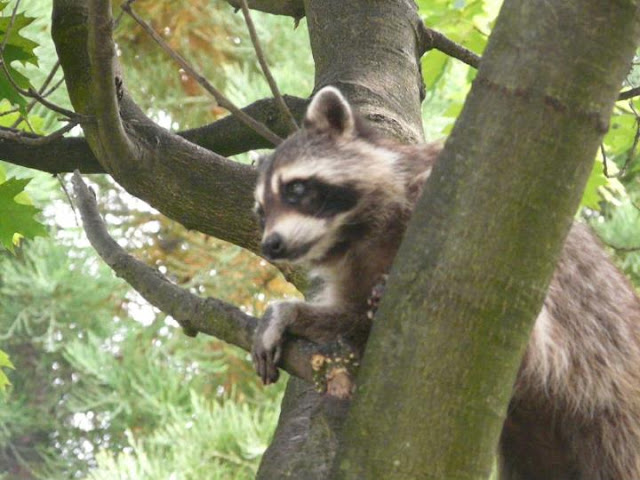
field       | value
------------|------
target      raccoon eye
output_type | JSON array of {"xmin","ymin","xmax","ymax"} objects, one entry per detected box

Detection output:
[{"xmin": 283, "ymin": 180, "xmax": 308, "ymax": 205}]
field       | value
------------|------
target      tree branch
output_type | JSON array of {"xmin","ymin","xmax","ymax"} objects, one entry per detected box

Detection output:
[
  {"xmin": 418, "ymin": 23, "xmax": 481, "ymax": 69},
  {"xmin": 71, "ymin": 171, "xmax": 315, "ymax": 382},
  {"xmin": 225, "ymin": 0, "xmax": 305, "ymax": 20},
  {"xmin": 0, "ymin": 122, "xmax": 79, "ymax": 146},
  {"xmin": 86, "ymin": 0, "xmax": 138, "ymax": 167},
  {"xmin": 0, "ymin": 95, "xmax": 308, "ymax": 174},
  {"xmin": 619, "ymin": 86, "xmax": 640, "ymax": 101}
]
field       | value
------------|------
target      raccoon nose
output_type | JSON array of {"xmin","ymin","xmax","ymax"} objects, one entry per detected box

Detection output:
[{"xmin": 262, "ymin": 233, "xmax": 286, "ymax": 259}]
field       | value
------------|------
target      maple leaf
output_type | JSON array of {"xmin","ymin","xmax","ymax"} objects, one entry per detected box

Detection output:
[
  {"xmin": 0, "ymin": 1, "xmax": 39, "ymax": 109},
  {"xmin": 0, "ymin": 177, "xmax": 47, "ymax": 252}
]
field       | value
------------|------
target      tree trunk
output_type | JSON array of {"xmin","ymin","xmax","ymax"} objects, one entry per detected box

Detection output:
[
  {"xmin": 334, "ymin": 0, "xmax": 640, "ymax": 479},
  {"xmin": 304, "ymin": 0, "xmax": 426, "ymax": 143}
]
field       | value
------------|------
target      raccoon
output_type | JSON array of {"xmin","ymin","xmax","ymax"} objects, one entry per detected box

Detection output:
[
  {"xmin": 252, "ymin": 87, "xmax": 439, "ymax": 384},
  {"xmin": 252, "ymin": 86, "xmax": 640, "ymax": 479}
]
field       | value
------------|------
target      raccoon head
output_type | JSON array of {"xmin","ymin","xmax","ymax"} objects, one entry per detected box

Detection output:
[{"xmin": 254, "ymin": 86, "xmax": 407, "ymax": 267}]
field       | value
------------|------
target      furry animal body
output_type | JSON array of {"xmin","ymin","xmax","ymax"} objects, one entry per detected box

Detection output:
[{"xmin": 252, "ymin": 86, "xmax": 640, "ymax": 479}]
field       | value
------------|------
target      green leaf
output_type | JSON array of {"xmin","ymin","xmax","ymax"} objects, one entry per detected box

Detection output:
[
  {"xmin": 422, "ymin": 50, "xmax": 449, "ymax": 91},
  {"xmin": 0, "ymin": 350, "xmax": 14, "ymax": 371},
  {"xmin": 0, "ymin": 1, "xmax": 39, "ymax": 109},
  {"xmin": 0, "ymin": 177, "xmax": 47, "ymax": 252},
  {"xmin": 0, "ymin": 3, "xmax": 38, "ymax": 63},
  {"xmin": 581, "ymin": 160, "xmax": 608, "ymax": 209},
  {"xmin": 0, "ymin": 349, "xmax": 14, "ymax": 393},
  {"xmin": 604, "ymin": 113, "xmax": 636, "ymax": 157},
  {"xmin": 464, "ymin": 29, "xmax": 488, "ymax": 55},
  {"xmin": 0, "ymin": 350, "xmax": 14, "ymax": 370}
]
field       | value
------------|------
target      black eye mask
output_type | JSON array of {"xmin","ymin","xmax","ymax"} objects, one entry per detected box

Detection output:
[{"xmin": 281, "ymin": 178, "xmax": 360, "ymax": 218}]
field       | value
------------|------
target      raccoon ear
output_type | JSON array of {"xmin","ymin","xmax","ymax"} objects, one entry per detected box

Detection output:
[{"xmin": 304, "ymin": 86, "xmax": 355, "ymax": 137}]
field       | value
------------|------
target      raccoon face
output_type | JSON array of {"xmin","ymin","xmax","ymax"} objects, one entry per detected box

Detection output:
[
  {"xmin": 255, "ymin": 172, "xmax": 361, "ymax": 264},
  {"xmin": 253, "ymin": 86, "xmax": 397, "ymax": 266}
]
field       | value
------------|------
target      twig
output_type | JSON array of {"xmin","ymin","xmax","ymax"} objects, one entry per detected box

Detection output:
[
  {"xmin": 623, "ymin": 101, "xmax": 640, "ymax": 176},
  {"xmin": 71, "ymin": 171, "xmax": 315, "ymax": 382},
  {"xmin": 0, "ymin": 108, "xmax": 19, "ymax": 118},
  {"xmin": 11, "ymin": 61, "xmax": 63, "ymax": 129},
  {"xmin": 618, "ymin": 86, "xmax": 640, "ymax": 101},
  {"xmin": 121, "ymin": 1, "xmax": 283, "ymax": 146},
  {"xmin": 0, "ymin": 121, "xmax": 79, "ymax": 146},
  {"xmin": 56, "ymin": 174, "xmax": 80, "ymax": 229},
  {"xmin": 42, "ymin": 77, "xmax": 66, "ymax": 98},
  {"xmin": 418, "ymin": 23, "xmax": 640, "ymax": 106},
  {"xmin": 0, "ymin": 56, "xmax": 87, "ymax": 120},
  {"xmin": 239, "ymin": 0, "xmax": 298, "ymax": 133},
  {"xmin": 420, "ymin": 24, "xmax": 481, "ymax": 69}
]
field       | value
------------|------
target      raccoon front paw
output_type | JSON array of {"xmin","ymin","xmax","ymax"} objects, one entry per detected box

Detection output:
[{"xmin": 252, "ymin": 301, "xmax": 297, "ymax": 385}]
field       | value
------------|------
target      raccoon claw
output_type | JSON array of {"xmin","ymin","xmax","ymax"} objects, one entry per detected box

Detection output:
[
  {"xmin": 252, "ymin": 302, "xmax": 296, "ymax": 385},
  {"xmin": 252, "ymin": 342, "xmax": 281, "ymax": 385}
]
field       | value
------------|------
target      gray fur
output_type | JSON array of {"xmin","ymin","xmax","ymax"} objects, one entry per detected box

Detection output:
[{"xmin": 253, "ymin": 86, "xmax": 640, "ymax": 479}]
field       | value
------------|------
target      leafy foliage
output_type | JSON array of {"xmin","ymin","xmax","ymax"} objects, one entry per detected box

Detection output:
[
  {"xmin": 0, "ymin": 173, "xmax": 47, "ymax": 252},
  {"xmin": 419, "ymin": 0, "xmax": 498, "ymax": 139},
  {"xmin": 0, "ymin": 237, "xmax": 128, "ymax": 477},
  {"xmin": 0, "ymin": 0, "xmax": 38, "ymax": 110}
]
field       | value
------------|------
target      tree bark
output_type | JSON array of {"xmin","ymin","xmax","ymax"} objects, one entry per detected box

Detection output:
[
  {"xmin": 334, "ymin": 0, "xmax": 640, "ymax": 479},
  {"xmin": 225, "ymin": 0, "xmax": 305, "ymax": 19},
  {"xmin": 304, "ymin": 0, "xmax": 426, "ymax": 143}
]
